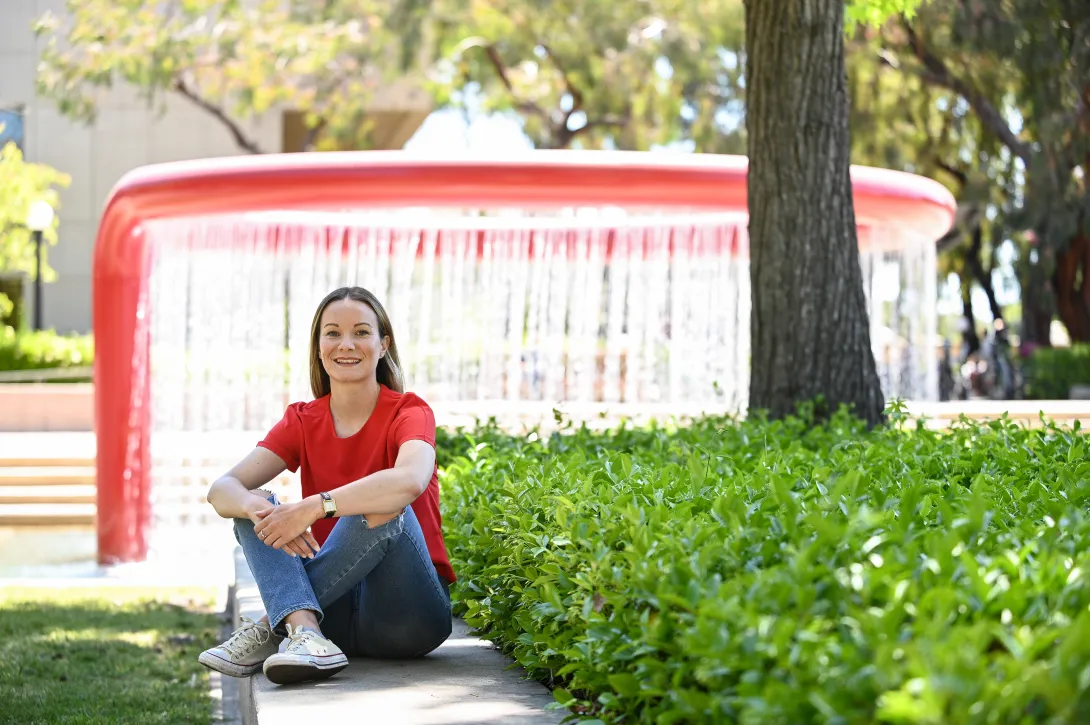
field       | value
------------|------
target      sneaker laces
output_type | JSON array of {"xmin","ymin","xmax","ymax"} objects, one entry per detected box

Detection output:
[
  {"xmin": 282, "ymin": 623, "xmax": 320, "ymax": 654},
  {"xmin": 221, "ymin": 616, "xmax": 271, "ymax": 658}
]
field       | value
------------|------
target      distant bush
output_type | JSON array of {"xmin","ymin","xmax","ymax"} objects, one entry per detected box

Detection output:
[
  {"xmin": 440, "ymin": 406, "xmax": 1090, "ymax": 724},
  {"xmin": 0, "ymin": 326, "xmax": 94, "ymax": 378},
  {"xmin": 1024, "ymin": 344, "xmax": 1090, "ymax": 399},
  {"xmin": 0, "ymin": 274, "xmax": 25, "ymax": 329},
  {"xmin": 0, "ymin": 136, "xmax": 70, "ymax": 326}
]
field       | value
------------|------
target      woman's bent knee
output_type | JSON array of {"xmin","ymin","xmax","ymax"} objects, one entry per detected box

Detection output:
[
  {"xmin": 411, "ymin": 616, "xmax": 453, "ymax": 658},
  {"xmin": 369, "ymin": 616, "xmax": 452, "ymax": 659}
]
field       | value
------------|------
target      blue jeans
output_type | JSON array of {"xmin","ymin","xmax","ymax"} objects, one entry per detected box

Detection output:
[{"xmin": 235, "ymin": 494, "xmax": 452, "ymax": 659}]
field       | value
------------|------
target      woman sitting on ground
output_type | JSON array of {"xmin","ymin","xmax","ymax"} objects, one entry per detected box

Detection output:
[{"xmin": 198, "ymin": 286, "xmax": 456, "ymax": 685}]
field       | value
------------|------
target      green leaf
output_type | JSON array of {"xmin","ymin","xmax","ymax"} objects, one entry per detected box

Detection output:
[{"xmin": 607, "ymin": 673, "xmax": 640, "ymax": 697}]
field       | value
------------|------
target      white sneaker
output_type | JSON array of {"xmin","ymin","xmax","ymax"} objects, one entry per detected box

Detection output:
[
  {"xmin": 262, "ymin": 624, "xmax": 348, "ymax": 685},
  {"xmin": 198, "ymin": 616, "xmax": 278, "ymax": 678}
]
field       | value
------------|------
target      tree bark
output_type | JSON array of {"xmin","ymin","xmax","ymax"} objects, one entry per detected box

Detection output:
[
  {"xmin": 965, "ymin": 224, "xmax": 1004, "ymax": 322},
  {"xmin": 744, "ymin": 0, "xmax": 884, "ymax": 425},
  {"xmin": 960, "ymin": 284, "xmax": 980, "ymax": 356},
  {"xmin": 1054, "ymin": 228, "xmax": 1090, "ymax": 342},
  {"xmin": 1020, "ymin": 247, "xmax": 1054, "ymax": 349},
  {"xmin": 173, "ymin": 78, "xmax": 265, "ymax": 155}
]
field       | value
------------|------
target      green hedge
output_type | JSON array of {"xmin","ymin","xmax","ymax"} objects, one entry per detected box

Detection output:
[
  {"xmin": 1024, "ymin": 345, "xmax": 1090, "ymax": 399},
  {"xmin": 0, "ymin": 326, "xmax": 94, "ymax": 376},
  {"xmin": 438, "ymin": 406, "xmax": 1090, "ymax": 724}
]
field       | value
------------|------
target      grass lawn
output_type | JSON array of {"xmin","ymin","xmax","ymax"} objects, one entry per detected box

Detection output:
[{"xmin": 0, "ymin": 586, "xmax": 224, "ymax": 725}]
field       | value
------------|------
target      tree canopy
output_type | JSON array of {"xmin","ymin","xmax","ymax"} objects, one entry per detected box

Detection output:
[
  {"xmin": 35, "ymin": 0, "xmax": 750, "ymax": 154},
  {"xmin": 846, "ymin": 20, "xmax": 1019, "ymax": 351},
  {"xmin": 875, "ymin": 0, "xmax": 1090, "ymax": 344},
  {"xmin": 428, "ymin": 0, "xmax": 745, "ymax": 151},
  {"xmin": 35, "ymin": 0, "xmax": 437, "ymax": 152}
]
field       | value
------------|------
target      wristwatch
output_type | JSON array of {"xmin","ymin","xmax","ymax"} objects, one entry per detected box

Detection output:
[{"xmin": 319, "ymin": 492, "xmax": 337, "ymax": 519}]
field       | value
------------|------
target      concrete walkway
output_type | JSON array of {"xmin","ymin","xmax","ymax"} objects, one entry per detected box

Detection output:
[{"xmin": 232, "ymin": 550, "xmax": 565, "ymax": 725}]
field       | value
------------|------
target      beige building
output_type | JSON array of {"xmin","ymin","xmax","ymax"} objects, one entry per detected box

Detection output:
[{"xmin": 1, "ymin": 0, "xmax": 430, "ymax": 333}]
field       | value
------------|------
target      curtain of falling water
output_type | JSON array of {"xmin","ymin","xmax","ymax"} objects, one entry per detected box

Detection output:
[
  {"xmin": 857, "ymin": 222, "xmax": 939, "ymax": 402},
  {"xmin": 145, "ymin": 219, "xmax": 296, "ymax": 556},
  {"xmin": 140, "ymin": 212, "xmax": 934, "ymax": 553}
]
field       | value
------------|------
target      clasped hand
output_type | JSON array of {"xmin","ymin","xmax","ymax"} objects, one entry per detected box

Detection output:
[{"xmin": 249, "ymin": 498, "xmax": 321, "ymax": 559}]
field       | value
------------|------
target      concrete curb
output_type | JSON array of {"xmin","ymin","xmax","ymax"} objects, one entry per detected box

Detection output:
[
  {"xmin": 228, "ymin": 547, "xmax": 264, "ymax": 725},
  {"xmin": 211, "ymin": 578, "xmax": 241, "ymax": 725},
  {"xmin": 227, "ymin": 547, "xmax": 564, "ymax": 724}
]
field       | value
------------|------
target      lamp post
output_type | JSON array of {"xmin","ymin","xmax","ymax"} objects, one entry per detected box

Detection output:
[{"xmin": 26, "ymin": 200, "xmax": 54, "ymax": 331}]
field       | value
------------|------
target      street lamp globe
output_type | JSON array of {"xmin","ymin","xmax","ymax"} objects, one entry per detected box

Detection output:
[{"xmin": 27, "ymin": 199, "xmax": 54, "ymax": 232}]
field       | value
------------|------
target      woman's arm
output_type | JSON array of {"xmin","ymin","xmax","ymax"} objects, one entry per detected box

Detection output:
[
  {"xmin": 207, "ymin": 447, "xmax": 320, "ymax": 559},
  {"xmin": 253, "ymin": 440, "xmax": 436, "ymax": 550},
  {"xmin": 207, "ymin": 447, "xmax": 289, "ymax": 520},
  {"xmin": 321, "ymin": 440, "xmax": 435, "ymax": 517}
]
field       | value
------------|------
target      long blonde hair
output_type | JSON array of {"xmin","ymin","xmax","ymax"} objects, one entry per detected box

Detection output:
[{"xmin": 308, "ymin": 287, "xmax": 404, "ymax": 398}]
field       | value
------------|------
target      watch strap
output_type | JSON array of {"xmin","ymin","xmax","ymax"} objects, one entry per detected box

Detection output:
[{"xmin": 319, "ymin": 491, "xmax": 336, "ymax": 518}]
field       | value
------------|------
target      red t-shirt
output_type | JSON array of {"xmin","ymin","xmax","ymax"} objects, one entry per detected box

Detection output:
[{"xmin": 256, "ymin": 385, "xmax": 455, "ymax": 583}]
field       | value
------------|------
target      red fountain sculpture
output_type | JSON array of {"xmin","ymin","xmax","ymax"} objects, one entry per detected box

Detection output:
[{"xmin": 92, "ymin": 151, "xmax": 955, "ymax": 564}]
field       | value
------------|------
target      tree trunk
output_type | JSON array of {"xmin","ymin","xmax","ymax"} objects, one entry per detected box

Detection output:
[
  {"xmin": 1020, "ymin": 247, "xmax": 1054, "ymax": 349},
  {"xmin": 1054, "ymin": 228, "xmax": 1090, "ymax": 342},
  {"xmin": 960, "ymin": 285, "xmax": 980, "ymax": 356},
  {"xmin": 744, "ymin": 0, "xmax": 884, "ymax": 426},
  {"xmin": 965, "ymin": 224, "xmax": 1004, "ymax": 322}
]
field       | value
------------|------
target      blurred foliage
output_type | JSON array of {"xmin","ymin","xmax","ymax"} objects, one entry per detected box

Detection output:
[
  {"xmin": 0, "ymin": 274, "xmax": 25, "ymax": 329},
  {"xmin": 0, "ymin": 326, "xmax": 94, "ymax": 375},
  {"xmin": 1023, "ymin": 344, "xmax": 1090, "ymax": 400},
  {"xmin": 428, "ymin": 0, "xmax": 746, "ymax": 151},
  {"xmin": 34, "ymin": 0, "xmax": 439, "ymax": 152},
  {"xmin": 34, "ymin": 0, "xmax": 750, "ymax": 154},
  {"xmin": 844, "ymin": 23, "xmax": 1023, "ymax": 355},
  {"xmin": 873, "ymin": 0, "xmax": 1090, "ymax": 345},
  {"xmin": 0, "ymin": 134, "xmax": 69, "ymax": 324},
  {"xmin": 846, "ymin": 0, "xmax": 923, "ymax": 28}
]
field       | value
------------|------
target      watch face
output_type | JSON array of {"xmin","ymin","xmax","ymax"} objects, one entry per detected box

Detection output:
[{"xmin": 323, "ymin": 499, "xmax": 335, "ymax": 512}]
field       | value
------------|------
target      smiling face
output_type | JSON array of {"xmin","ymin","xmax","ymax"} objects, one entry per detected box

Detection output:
[{"xmin": 317, "ymin": 299, "xmax": 389, "ymax": 389}]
